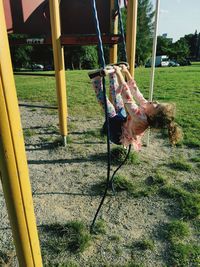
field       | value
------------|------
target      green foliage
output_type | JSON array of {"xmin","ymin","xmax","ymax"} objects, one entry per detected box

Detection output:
[
  {"xmin": 9, "ymin": 34, "xmax": 33, "ymax": 68},
  {"xmin": 156, "ymin": 36, "xmax": 173, "ymax": 56},
  {"xmin": 64, "ymin": 46, "xmax": 98, "ymax": 70},
  {"xmin": 163, "ymin": 220, "xmax": 190, "ymax": 242},
  {"xmin": 136, "ymin": 0, "xmax": 154, "ymax": 65},
  {"xmin": 184, "ymin": 31, "xmax": 199, "ymax": 59},
  {"xmin": 41, "ymin": 221, "xmax": 91, "ymax": 254},
  {"xmin": 169, "ymin": 243, "xmax": 200, "ymax": 267},
  {"xmin": 156, "ymin": 35, "xmax": 191, "ymax": 65},
  {"xmin": 172, "ymin": 38, "xmax": 190, "ymax": 64}
]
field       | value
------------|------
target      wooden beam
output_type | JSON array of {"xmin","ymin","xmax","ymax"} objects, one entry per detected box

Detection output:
[{"xmin": 8, "ymin": 34, "xmax": 123, "ymax": 46}]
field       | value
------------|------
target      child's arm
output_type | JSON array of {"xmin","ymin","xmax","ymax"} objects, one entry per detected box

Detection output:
[
  {"xmin": 114, "ymin": 67, "xmax": 146, "ymax": 120},
  {"xmin": 121, "ymin": 66, "xmax": 148, "ymax": 106}
]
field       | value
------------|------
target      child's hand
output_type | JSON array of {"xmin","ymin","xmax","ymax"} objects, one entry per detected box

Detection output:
[
  {"xmin": 114, "ymin": 66, "xmax": 125, "ymax": 83},
  {"xmin": 113, "ymin": 65, "xmax": 121, "ymax": 73},
  {"xmin": 120, "ymin": 64, "xmax": 129, "ymax": 73}
]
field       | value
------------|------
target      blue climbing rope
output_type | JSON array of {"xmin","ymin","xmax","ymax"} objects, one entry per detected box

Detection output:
[
  {"xmin": 90, "ymin": 0, "xmax": 131, "ymax": 231},
  {"xmin": 90, "ymin": 0, "xmax": 112, "ymax": 231}
]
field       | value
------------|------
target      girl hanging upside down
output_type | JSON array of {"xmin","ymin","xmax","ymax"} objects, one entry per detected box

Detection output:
[{"xmin": 89, "ymin": 64, "xmax": 183, "ymax": 151}]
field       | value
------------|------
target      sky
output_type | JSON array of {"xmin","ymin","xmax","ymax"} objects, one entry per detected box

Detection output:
[{"xmin": 151, "ymin": 0, "xmax": 200, "ymax": 42}]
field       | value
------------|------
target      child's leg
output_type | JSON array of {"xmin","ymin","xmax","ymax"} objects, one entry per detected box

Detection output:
[
  {"xmin": 91, "ymin": 76, "xmax": 116, "ymax": 118},
  {"xmin": 109, "ymin": 72, "xmax": 126, "ymax": 115}
]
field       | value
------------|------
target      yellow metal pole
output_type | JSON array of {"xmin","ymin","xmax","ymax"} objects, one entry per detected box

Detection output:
[
  {"xmin": 0, "ymin": 1, "xmax": 43, "ymax": 266},
  {"xmin": 49, "ymin": 0, "xmax": 68, "ymax": 146},
  {"xmin": 109, "ymin": 0, "xmax": 118, "ymax": 64},
  {"xmin": 126, "ymin": 0, "xmax": 138, "ymax": 78}
]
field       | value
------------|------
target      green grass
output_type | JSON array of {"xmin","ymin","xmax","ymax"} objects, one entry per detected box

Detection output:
[
  {"xmin": 168, "ymin": 156, "xmax": 193, "ymax": 171},
  {"xmin": 169, "ymin": 242, "xmax": 200, "ymax": 267},
  {"xmin": 23, "ymin": 128, "xmax": 36, "ymax": 137},
  {"xmin": 92, "ymin": 219, "xmax": 107, "ymax": 235},
  {"xmin": 163, "ymin": 220, "xmax": 190, "ymax": 242},
  {"xmin": 113, "ymin": 175, "xmax": 135, "ymax": 192},
  {"xmin": 44, "ymin": 261, "xmax": 79, "ymax": 267},
  {"xmin": 161, "ymin": 219, "xmax": 200, "ymax": 267},
  {"xmin": 15, "ymin": 64, "xmax": 200, "ymax": 147},
  {"xmin": 110, "ymin": 147, "xmax": 140, "ymax": 165},
  {"xmin": 159, "ymin": 185, "xmax": 200, "ymax": 219},
  {"xmin": 40, "ymin": 221, "xmax": 91, "ymax": 254},
  {"xmin": 133, "ymin": 239, "xmax": 155, "ymax": 251},
  {"xmin": 145, "ymin": 172, "xmax": 168, "ymax": 186},
  {"xmin": 184, "ymin": 180, "xmax": 200, "ymax": 194},
  {"xmin": 14, "ymin": 65, "xmax": 200, "ymax": 266}
]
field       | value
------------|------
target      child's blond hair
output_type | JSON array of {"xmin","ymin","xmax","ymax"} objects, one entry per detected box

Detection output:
[{"xmin": 147, "ymin": 103, "xmax": 183, "ymax": 144}]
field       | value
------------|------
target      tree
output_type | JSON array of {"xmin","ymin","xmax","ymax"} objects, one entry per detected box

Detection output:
[
  {"xmin": 30, "ymin": 45, "xmax": 53, "ymax": 66},
  {"xmin": 9, "ymin": 34, "xmax": 33, "ymax": 69},
  {"xmin": 196, "ymin": 33, "xmax": 200, "ymax": 60},
  {"xmin": 171, "ymin": 38, "xmax": 190, "ymax": 64},
  {"xmin": 156, "ymin": 36, "xmax": 173, "ymax": 56},
  {"xmin": 183, "ymin": 31, "xmax": 199, "ymax": 60},
  {"xmin": 64, "ymin": 46, "xmax": 98, "ymax": 70},
  {"xmin": 136, "ymin": 0, "xmax": 154, "ymax": 65}
]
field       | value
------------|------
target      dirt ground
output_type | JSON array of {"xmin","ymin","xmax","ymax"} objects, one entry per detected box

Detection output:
[{"xmin": 0, "ymin": 102, "xmax": 199, "ymax": 267}]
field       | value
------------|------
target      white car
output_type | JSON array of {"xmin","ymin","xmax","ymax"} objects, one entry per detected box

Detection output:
[{"xmin": 31, "ymin": 64, "xmax": 44, "ymax": 70}]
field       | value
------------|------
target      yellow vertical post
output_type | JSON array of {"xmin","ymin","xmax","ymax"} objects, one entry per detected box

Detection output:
[
  {"xmin": 126, "ymin": 0, "xmax": 138, "ymax": 78},
  {"xmin": 109, "ymin": 0, "xmax": 118, "ymax": 64},
  {"xmin": 49, "ymin": 0, "xmax": 68, "ymax": 146},
  {"xmin": 0, "ymin": 1, "xmax": 43, "ymax": 266}
]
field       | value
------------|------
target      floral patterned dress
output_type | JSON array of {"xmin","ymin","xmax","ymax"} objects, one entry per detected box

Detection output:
[{"xmin": 91, "ymin": 74, "xmax": 149, "ymax": 150}]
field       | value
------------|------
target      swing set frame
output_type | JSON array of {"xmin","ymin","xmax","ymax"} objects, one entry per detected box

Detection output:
[{"xmin": 0, "ymin": 0, "xmax": 139, "ymax": 265}]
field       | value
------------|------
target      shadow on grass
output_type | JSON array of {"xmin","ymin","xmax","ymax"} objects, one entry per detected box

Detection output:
[
  {"xmin": 14, "ymin": 72, "xmax": 55, "ymax": 77},
  {"xmin": 26, "ymin": 142, "xmax": 64, "ymax": 151},
  {"xmin": 23, "ymin": 126, "xmax": 58, "ymax": 135},
  {"xmin": 27, "ymin": 152, "xmax": 107, "ymax": 165},
  {"xmin": 19, "ymin": 103, "xmax": 57, "ymax": 109}
]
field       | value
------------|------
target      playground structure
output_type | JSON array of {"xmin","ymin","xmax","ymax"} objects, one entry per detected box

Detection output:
[{"xmin": 0, "ymin": 0, "xmax": 138, "ymax": 266}]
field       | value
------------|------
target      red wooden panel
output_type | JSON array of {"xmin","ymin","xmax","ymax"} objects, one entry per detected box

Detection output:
[{"xmin": 3, "ymin": 0, "xmax": 110, "ymax": 35}]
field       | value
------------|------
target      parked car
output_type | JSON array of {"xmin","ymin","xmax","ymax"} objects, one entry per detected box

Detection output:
[
  {"xmin": 44, "ymin": 65, "xmax": 54, "ymax": 71},
  {"xmin": 168, "ymin": 60, "xmax": 180, "ymax": 67},
  {"xmin": 31, "ymin": 64, "xmax": 44, "ymax": 71},
  {"xmin": 145, "ymin": 55, "xmax": 169, "ymax": 68}
]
